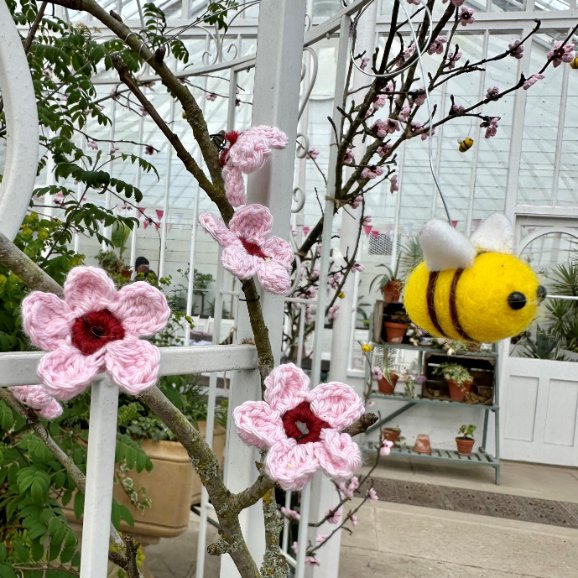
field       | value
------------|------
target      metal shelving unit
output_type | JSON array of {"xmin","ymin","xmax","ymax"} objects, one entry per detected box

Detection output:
[{"xmin": 365, "ymin": 343, "xmax": 501, "ymax": 484}]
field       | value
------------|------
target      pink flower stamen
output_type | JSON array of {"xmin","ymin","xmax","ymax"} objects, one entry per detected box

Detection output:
[
  {"xmin": 239, "ymin": 238, "xmax": 269, "ymax": 260},
  {"xmin": 71, "ymin": 309, "xmax": 125, "ymax": 355},
  {"xmin": 282, "ymin": 401, "xmax": 330, "ymax": 444}
]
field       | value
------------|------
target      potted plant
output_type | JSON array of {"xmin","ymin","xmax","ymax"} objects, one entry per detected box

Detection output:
[
  {"xmin": 369, "ymin": 255, "xmax": 403, "ymax": 304},
  {"xmin": 434, "ymin": 362, "xmax": 474, "ymax": 402},
  {"xmin": 383, "ymin": 307, "xmax": 411, "ymax": 343},
  {"xmin": 456, "ymin": 424, "xmax": 477, "ymax": 455},
  {"xmin": 372, "ymin": 354, "xmax": 398, "ymax": 395},
  {"xmin": 382, "ymin": 426, "xmax": 401, "ymax": 444}
]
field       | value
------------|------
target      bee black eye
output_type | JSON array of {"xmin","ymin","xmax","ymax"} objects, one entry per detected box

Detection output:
[{"xmin": 508, "ymin": 292, "xmax": 527, "ymax": 310}]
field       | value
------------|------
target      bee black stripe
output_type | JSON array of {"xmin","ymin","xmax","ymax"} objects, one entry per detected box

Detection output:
[
  {"xmin": 449, "ymin": 269, "xmax": 473, "ymax": 341},
  {"xmin": 426, "ymin": 271, "xmax": 447, "ymax": 337}
]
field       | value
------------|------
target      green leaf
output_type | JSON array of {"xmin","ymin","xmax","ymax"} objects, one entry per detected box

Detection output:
[
  {"xmin": 0, "ymin": 402, "xmax": 14, "ymax": 431},
  {"xmin": 73, "ymin": 491, "xmax": 85, "ymax": 520}
]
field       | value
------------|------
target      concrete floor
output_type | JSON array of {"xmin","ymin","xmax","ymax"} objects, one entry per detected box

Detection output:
[{"xmin": 144, "ymin": 460, "xmax": 578, "ymax": 577}]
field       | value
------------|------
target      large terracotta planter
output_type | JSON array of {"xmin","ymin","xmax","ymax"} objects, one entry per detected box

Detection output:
[
  {"xmin": 377, "ymin": 372, "xmax": 399, "ymax": 395},
  {"xmin": 384, "ymin": 321, "xmax": 408, "ymax": 343},
  {"xmin": 448, "ymin": 379, "xmax": 473, "ymax": 402},
  {"xmin": 456, "ymin": 437, "xmax": 475, "ymax": 456}
]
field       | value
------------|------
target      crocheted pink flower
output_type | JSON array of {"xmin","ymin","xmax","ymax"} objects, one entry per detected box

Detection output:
[
  {"xmin": 199, "ymin": 204, "xmax": 293, "ymax": 295},
  {"xmin": 233, "ymin": 363, "xmax": 364, "ymax": 490},
  {"xmin": 9, "ymin": 385, "xmax": 62, "ymax": 420},
  {"xmin": 220, "ymin": 126, "xmax": 288, "ymax": 207},
  {"xmin": 22, "ymin": 266, "xmax": 170, "ymax": 400}
]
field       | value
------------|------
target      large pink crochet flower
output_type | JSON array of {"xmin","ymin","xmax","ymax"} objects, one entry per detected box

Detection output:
[
  {"xmin": 233, "ymin": 363, "xmax": 364, "ymax": 491},
  {"xmin": 221, "ymin": 126, "xmax": 287, "ymax": 207},
  {"xmin": 22, "ymin": 266, "xmax": 170, "ymax": 400},
  {"xmin": 199, "ymin": 204, "xmax": 293, "ymax": 295}
]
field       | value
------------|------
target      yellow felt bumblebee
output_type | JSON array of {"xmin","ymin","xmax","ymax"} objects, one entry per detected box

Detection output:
[
  {"xmin": 403, "ymin": 214, "xmax": 546, "ymax": 343},
  {"xmin": 458, "ymin": 137, "xmax": 474, "ymax": 153},
  {"xmin": 570, "ymin": 56, "xmax": 578, "ymax": 70}
]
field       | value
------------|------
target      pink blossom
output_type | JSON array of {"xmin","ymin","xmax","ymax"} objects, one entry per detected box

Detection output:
[
  {"xmin": 221, "ymin": 126, "xmax": 288, "ymax": 206},
  {"xmin": 328, "ymin": 272, "xmax": 343, "ymax": 289},
  {"xmin": 380, "ymin": 439, "xmax": 394, "ymax": 456},
  {"xmin": 306, "ymin": 148, "xmax": 320, "ymax": 160},
  {"xmin": 360, "ymin": 56, "xmax": 369, "ymax": 70},
  {"xmin": 109, "ymin": 145, "xmax": 119, "ymax": 155},
  {"xmin": 367, "ymin": 487, "xmax": 379, "ymax": 501},
  {"xmin": 373, "ymin": 94, "xmax": 388, "ymax": 110},
  {"xmin": 199, "ymin": 205, "xmax": 294, "ymax": 295},
  {"xmin": 53, "ymin": 192, "xmax": 65, "ymax": 206},
  {"xmin": 486, "ymin": 86, "xmax": 500, "ymax": 99},
  {"xmin": 316, "ymin": 534, "xmax": 328, "ymax": 544},
  {"xmin": 547, "ymin": 40, "xmax": 575, "ymax": 67},
  {"xmin": 350, "ymin": 195, "xmax": 363, "ymax": 209},
  {"xmin": 401, "ymin": 43, "xmax": 416, "ymax": 62},
  {"xmin": 451, "ymin": 0, "xmax": 464, "ymax": 5},
  {"xmin": 372, "ymin": 366, "xmax": 384, "ymax": 380},
  {"xmin": 310, "ymin": 268, "xmax": 320, "ymax": 281},
  {"xmin": 399, "ymin": 105, "xmax": 411, "ymax": 122},
  {"xmin": 361, "ymin": 165, "xmax": 384, "ymax": 180},
  {"xmin": 138, "ymin": 106, "xmax": 148, "ymax": 117},
  {"xmin": 447, "ymin": 51, "xmax": 462, "ymax": 69},
  {"xmin": 206, "ymin": 92, "xmax": 217, "ymax": 101},
  {"xmin": 450, "ymin": 103, "xmax": 465, "ymax": 115},
  {"xmin": 21, "ymin": 267, "xmax": 170, "ymax": 400},
  {"xmin": 86, "ymin": 139, "xmax": 98, "ymax": 150},
  {"xmin": 459, "ymin": 7, "xmax": 475, "ymax": 26},
  {"xmin": 327, "ymin": 509, "xmax": 342, "ymax": 524},
  {"xmin": 377, "ymin": 144, "xmax": 392, "ymax": 158},
  {"xmin": 362, "ymin": 216, "xmax": 372, "ymax": 226},
  {"xmin": 291, "ymin": 542, "xmax": 299, "ymax": 552},
  {"xmin": 327, "ymin": 304, "xmax": 339, "ymax": 321},
  {"xmin": 383, "ymin": 81, "xmax": 395, "ymax": 94},
  {"xmin": 306, "ymin": 557, "xmax": 321, "ymax": 566},
  {"xmin": 508, "ymin": 40, "xmax": 524, "ymax": 59},
  {"xmin": 280, "ymin": 506, "xmax": 301, "ymax": 521},
  {"xmin": 233, "ymin": 363, "xmax": 364, "ymax": 491},
  {"xmin": 9, "ymin": 385, "xmax": 63, "ymax": 420},
  {"xmin": 411, "ymin": 90, "xmax": 426, "ymax": 106},
  {"xmin": 523, "ymin": 73, "xmax": 545, "ymax": 90},
  {"xmin": 427, "ymin": 35, "xmax": 448, "ymax": 55},
  {"xmin": 484, "ymin": 117, "xmax": 499, "ymax": 139},
  {"xmin": 390, "ymin": 174, "xmax": 399, "ymax": 193},
  {"xmin": 367, "ymin": 400, "xmax": 375, "ymax": 407},
  {"xmin": 352, "ymin": 262, "xmax": 364, "ymax": 272},
  {"xmin": 372, "ymin": 118, "xmax": 400, "ymax": 137},
  {"xmin": 351, "ymin": 515, "xmax": 359, "ymax": 527},
  {"xmin": 344, "ymin": 148, "xmax": 355, "ymax": 165},
  {"xmin": 421, "ymin": 128, "xmax": 435, "ymax": 141}
]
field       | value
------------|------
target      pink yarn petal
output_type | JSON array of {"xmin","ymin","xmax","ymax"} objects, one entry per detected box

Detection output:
[
  {"xmin": 233, "ymin": 400, "xmax": 285, "ymax": 449},
  {"xmin": 21, "ymin": 292, "xmax": 73, "ymax": 350},
  {"xmin": 264, "ymin": 363, "xmax": 310, "ymax": 414},
  {"xmin": 227, "ymin": 126, "xmax": 288, "ymax": 173},
  {"xmin": 38, "ymin": 346, "xmax": 102, "ymax": 400},
  {"xmin": 112, "ymin": 282, "xmax": 170, "ymax": 337},
  {"xmin": 198, "ymin": 212, "xmax": 238, "ymax": 247},
  {"xmin": 223, "ymin": 165, "xmax": 246, "ymax": 207},
  {"xmin": 9, "ymin": 385, "xmax": 63, "ymax": 420},
  {"xmin": 265, "ymin": 439, "xmax": 320, "ymax": 491},
  {"xmin": 256, "ymin": 260, "xmax": 292, "ymax": 295},
  {"xmin": 318, "ymin": 429, "xmax": 362, "ymax": 481},
  {"xmin": 229, "ymin": 204, "xmax": 272, "ymax": 244},
  {"xmin": 221, "ymin": 245, "xmax": 259, "ymax": 280},
  {"xmin": 309, "ymin": 382, "xmax": 365, "ymax": 431},
  {"xmin": 261, "ymin": 237, "xmax": 294, "ymax": 269},
  {"xmin": 38, "ymin": 398, "xmax": 64, "ymax": 420},
  {"xmin": 105, "ymin": 338, "xmax": 160, "ymax": 395},
  {"xmin": 64, "ymin": 266, "xmax": 117, "ymax": 315}
]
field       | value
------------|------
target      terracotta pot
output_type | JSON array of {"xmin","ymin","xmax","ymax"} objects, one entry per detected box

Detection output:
[
  {"xmin": 384, "ymin": 321, "xmax": 408, "ymax": 343},
  {"xmin": 121, "ymin": 268, "xmax": 132, "ymax": 279},
  {"xmin": 382, "ymin": 280, "xmax": 402, "ymax": 303},
  {"xmin": 456, "ymin": 437, "xmax": 475, "ymax": 456},
  {"xmin": 377, "ymin": 372, "xmax": 399, "ymax": 395},
  {"xmin": 448, "ymin": 379, "xmax": 473, "ymax": 402},
  {"xmin": 382, "ymin": 427, "xmax": 401, "ymax": 443},
  {"xmin": 413, "ymin": 434, "xmax": 432, "ymax": 454}
]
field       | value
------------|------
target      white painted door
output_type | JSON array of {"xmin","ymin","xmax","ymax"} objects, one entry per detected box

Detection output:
[{"xmin": 501, "ymin": 357, "xmax": 578, "ymax": 466}]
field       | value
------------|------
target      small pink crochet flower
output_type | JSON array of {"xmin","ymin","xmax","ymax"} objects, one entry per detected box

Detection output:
[
  {"xmin": 220, "ymin": 126, "xmax": 288, "ymax": 207},
  {"xmin": 22, "ymin": 266, "xmax": 170, "ymax": 400},
  {"xmin": 233, "ymin": 363, "xmax": 364, "ymax": 490},
  {"xmin": 199, "ymin": 204, "xmax": 293, "ymax": 295},
  {"xmin": 9, "ymin": 385, "xmax": 63, "ymax": 420}
]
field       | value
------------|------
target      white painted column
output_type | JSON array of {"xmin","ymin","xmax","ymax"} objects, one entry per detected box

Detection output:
[{"xmin": 221, "ymin": 2, "xmax": 307, "ymax": 576}]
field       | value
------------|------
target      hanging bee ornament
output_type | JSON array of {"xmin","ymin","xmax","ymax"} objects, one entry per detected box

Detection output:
[
  {"xmin": 570, "ymin": 56, "xmax": 578, "ymax": 69},
  {"xmin": 403, "ymin": 214, "xmax": 546, "ymax": 343},
  {"xmin": 458, "ymin": 137, "xmax": 474, "ymax": 153}
]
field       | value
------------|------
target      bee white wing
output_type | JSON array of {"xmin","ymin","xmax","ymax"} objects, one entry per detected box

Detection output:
[
  {"xmin": 420, "ymin": 219, "xmax": 476, "ymax": 272},
  {"xmin": 470, "ymin": 213, "xmax": 514, "ymax": 254}
]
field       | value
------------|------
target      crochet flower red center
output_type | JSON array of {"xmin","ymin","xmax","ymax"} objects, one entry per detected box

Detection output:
[
  {"xmin": 282, "ymin": 401, "xmax": 330, "ymax": 444},
  {"xmin": 71, "ymin": 309, "xmax": 125, "ymax": 355},
  {"xmin": 240, "ymin": 238, "xmax": 268, "ymax": 260}
]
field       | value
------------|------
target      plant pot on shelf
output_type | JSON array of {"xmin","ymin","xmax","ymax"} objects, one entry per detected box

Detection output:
[
  {"xmin": 377, "ymin": 372, "xmax": 399, "ymax": 395},
  {"xmin": 384, "ymin": 321, "xmax": 408, "ymax": 343},
  {"xmin": 413, "ymin": 434, "xmax": 432, "ymax": 454},
  {"xmin": 382, "ymin": 280, "xmax": 403, "ymax": 303},
  {"xmin": 382, "ymin": 427, "xmax": 401, "ymax": 444},
  {"xmin": 456, "ymin": 436, "xmax": 475, "ymax": 456},
  {"xmin": 448, "ymin": 379, "xmax": 473, "ymax": 402}
]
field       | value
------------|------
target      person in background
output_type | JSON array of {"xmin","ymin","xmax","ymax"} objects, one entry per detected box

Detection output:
[{"xmin": 134, "ymin": 256, "xmax": 158, "ymax": 284}]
